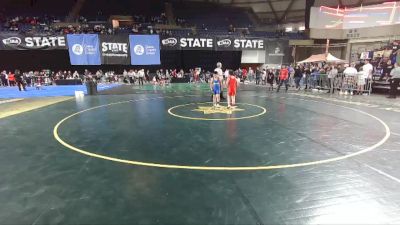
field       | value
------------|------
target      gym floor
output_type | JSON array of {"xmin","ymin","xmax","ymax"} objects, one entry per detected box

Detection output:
[{"xmin": 1, "ymin": 84, "xmax": 400, "ymax": 225}]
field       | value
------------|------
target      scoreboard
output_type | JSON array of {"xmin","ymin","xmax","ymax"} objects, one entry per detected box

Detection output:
[{"xmin": 310, "ymin": 1, "xmax": 400, "ymax": 29}]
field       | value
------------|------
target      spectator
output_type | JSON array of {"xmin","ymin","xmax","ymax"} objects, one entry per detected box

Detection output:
[
  {"xmin": 388, "ymin": 63, "xmax": 400, "ymax": 98},
  {"xmin": 294, "ymin": 65, "xmax": 303, "ymax": 90},
  {"xmin": 327, "ymin": 65, "xmax": 338, "ymax": 94},
  {"xmin": 342, "ymin": 63, "xmax": 358, "ymax": 95},
  {"xmin": 242, "ymin": 67, "xmax": 247, "ymax": 83},
  {"xmin": 304, "ymin": 67, "xmax": 311, "ymax": 90},
  {"xmin": 73, "ymin": 71, "xmax": 80, "ymax": 79},
  {"xmin": 277, "ymin": 65, "xmax": 289, "ymax": 93},
  {"xmin": 8, "ymin": 71, "xmax": 15, "ymax": 86},
  {"xmin": 14, "ymin": 69, "xmax": 26, "ymax": 91},
  {"xmin": 255, "ymin": 67, "xmax": 261, "ymax": 85},
  {"xmin": 247, "ymin": 67, "xmax": 253, "ymax": 82},
  {"xmin": 138, "ymin": 69, "xmax": 145, "ymax": 86},
  {"xmin": 359, "ymin": 59, "xmax": 373, "ymax": 94},
  {"xmin": 267, "ymin": 69, "xmax": 274, "ymax": 91},
  {"xmin": 0, "ymin": 71, "xmax": 7, "ymax": 86},
  {"xmin": 261, "ymin": 69, "xmax": 266, "ymax": 85},
  {"xmin": 382, "ymin": 60, "xmax": 394, "ymax": 80}
]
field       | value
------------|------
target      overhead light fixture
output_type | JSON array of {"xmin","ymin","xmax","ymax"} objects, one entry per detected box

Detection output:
[
  {"xmin": 285, "ymin": 27, "xmax": 293, "ymax": 32},
  {"xmin": 299, "ymin": 26, "xmax": 305, "ymax": 31}
]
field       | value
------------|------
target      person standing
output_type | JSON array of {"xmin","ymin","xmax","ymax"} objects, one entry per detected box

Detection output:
[
  {"xmin": 342, "ymin": 63, "xmax": 358, "ymax": 95},
  {"xmin": 277, "ymin": 65, "xmax": 289, "ymax": 93},
  {"xmin": 248, "ymin": 67, "xmax": 254, "ymax": 82},
  {"xmin": 134, "ymin": 69, "xmax": 140, "ymax": 84},
  {"xmin": 327, "ymin": 65, "xmax": 338, "ymax": 94},
  {"xmin": 361, "ymin": 59, "xmax": 373, "ymax": 94},
  {"xmin": 267, "ymin": 69, "xmax": 274, "ymax": 91},
  {"xmin": 210, "ymin": 71, "xmax": 221, "ymax": 108},
  {"xmin": 8, "ymin": 71, "xmax": 15, "ymax": 86},
  {"xmin": 255, "ymin": 67, "xmax": 261, "ymax": 85},
  {"xmin": 214, "ymin": 62, "xmax": 225, "ymax": 100},
  {"xmin": 224, "ymin": 69, "xmax": 230, "ymax": 81},
  {"xmin": 123, "ymin": 69, "xmax": 128, "ymax": 83},
  {"xmin": 242, "ymin": 67, "xmax": 247, "ymax": 83},
  {"xmin": 0, "ymin": 71, "xmax": 7, "ymax": 86},
  {"xmin": 382, "ymin": 60, "xmax": 393, "ymax": 81},
  {"xmin": 15, "ymin": 69, "xmax": 26, "ymax": 91},
  {"xmin": 227, "ymin": 70, "xmax": 238, "ymax": 108},
  {"xmin": 128, "ymin": 70, "xmax": 134, "ymax": 84},
  {"xmin": 194, "ymin": 68, "xmax": 200, "ymax": 83},
  {"xmin": 387, "ymin": 63, "xmax": 400, "ymax": 98},
  {"xmin": 294, "ymin": 65, "xmax": 303, "ymax": 90},
  {"xmin": 146, "ymin": 70, "xmax": 150, "ymax": 83},
  {"xmin": 261, "ymin": 69, "xmax": 267, "ymax": 85},
  {"xmin": 138, "ymin": 69, "xmax": 145, "ymax": 86},
  {"xmin": 274, "ymin": 68, "xmax": 280, "ymax": 84},
  {"xmin": 288, "ymin": 65, "xmax": 295, "ymax": 87}
]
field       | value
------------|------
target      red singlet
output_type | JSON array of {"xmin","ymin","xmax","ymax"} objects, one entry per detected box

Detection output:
[{"xmin": 228, "ymin": 76, "xmax": 237, "ymax": 96}]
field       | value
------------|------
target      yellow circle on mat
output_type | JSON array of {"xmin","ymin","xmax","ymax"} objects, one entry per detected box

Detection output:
[
  {"xmin": 167, "ymin": 102, "xmax": 267, "ymax": 121},
  {"xmin": 53, "ymin": 97, "xmax": 391, "ymax": 171}
]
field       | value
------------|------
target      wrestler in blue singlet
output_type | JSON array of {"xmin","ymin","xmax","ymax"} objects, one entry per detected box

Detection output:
[{"xmin": 213, "ymin": 78, "xmax": 221, "ymax": 95}]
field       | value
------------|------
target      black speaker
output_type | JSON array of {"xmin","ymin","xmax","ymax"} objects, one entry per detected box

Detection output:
[{"xmin": 305, "ymin": 0, "xmax": 315, "ymax": 29}]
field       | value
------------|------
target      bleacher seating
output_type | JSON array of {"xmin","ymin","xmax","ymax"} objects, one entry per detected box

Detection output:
[
  {"xmin": 173, "ymin": 2, "xmax": 252, "ymax": 30},
  {"xmin": 0, "ymin": 1, "xmax": 309, "ymax": 39},
  {"xmin": 2, "ymin": 0, "xmax": 74, "ymax": 17},
  {"xmin": 80, "ymin": 0, "xmax": 164, "ymax": 21}
]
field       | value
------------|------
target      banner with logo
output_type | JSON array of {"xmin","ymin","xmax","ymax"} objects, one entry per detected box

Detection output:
[
  {"xmin": 129, "ymin": 35, "xmax": 161, "ymax": 65},
  {"xmin": 215, "ymin": 37, "xmax": 235, "ymax": 51},
  {"xmin": 99, "ymin": 35, "xmax": 130, "ymax": 65},
  {"xmin": 215, "ymin": 37, "xmax": 265, "ymax": 51},
  {"xmin": 178, "ymin": 37, "xmax": 215, "ymax": 50},
  {"xmin": 67, "ymin": 34, "xmax": 101, "ymax": 65},
  {"xmin": 0, "ymin": 34, "xmax": 67, "ymax": 50},
  {"xmin": 265, "ymin": 39, "xmax": 290, "ymax": 64},
  {"xmin": 160, "ymin": 36, "xmax": 181, "ymax": 50},
  {"xmin": 232, "ymin": 38, "xmax": 265, "ymax": 50}
]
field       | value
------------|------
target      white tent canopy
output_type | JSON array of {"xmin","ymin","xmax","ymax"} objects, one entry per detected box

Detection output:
[{"xmin": 298, "ymin": 53, "xmax": 346, "ymax": 64}]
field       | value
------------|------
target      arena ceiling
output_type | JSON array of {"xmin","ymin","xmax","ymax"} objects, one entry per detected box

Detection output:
[
  {"xmin": 179, "ymin": 0, "xmax": 393, "ymax": 24},
  {"xmin": 1, "ymin": 0, "xmax": 393, "ymax": 25}
]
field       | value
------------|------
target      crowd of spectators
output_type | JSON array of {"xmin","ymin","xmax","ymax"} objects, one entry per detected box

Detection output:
[
  {"xmin": 2, "ymin": 60, "xmax": 399, "ymax": 97},
  {"xmin": 0, "ymin": 13, "xmax": 60, "ymax": 33},
  {"xmin": 0, "ymin": 68, "xmax": 187, "ymax": 89},
  {"xmin": 0, "ymin": 69, "xmax": 113, "ymax": 89},
  {"xmin": 0, "ymin": 11, "xmax": 173, "ymax": 35},
  {"xmin": 0, "ymin": 10, "xmax": 305, "ymax": 38}
]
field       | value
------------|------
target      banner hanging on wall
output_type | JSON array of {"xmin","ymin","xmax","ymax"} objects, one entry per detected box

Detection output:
[
  {"xmin": 215, "ymin": 37, "xmax": 235, "ymax": 51},
  {"xmin": 159, "ymin": 36, "xmax": 266, "ymax": 51},
  {"xmin": 67, "ymin": 34, "xmax": 101, "ymax": 65},
  {"xmin": 0, "ymin": 34, "xmax": 67, "ymax": 50},
  {"xmin": 265, "ymin": 39, "xmax": 290, "ymax": 65},
  {"xmin": 215, "ymin": 37, "xmax": 266, "ymax": 51},
  {"xmin": 179, "ymin": 37, "xmax": 215, "ymax": 50},
  {"xmin": 160, "ymin": 36, "xmax": 181, "ymax": 50},
  {"xmin": 129, "ymin": 35, "xmax": 161, "ymax": 65},
  {"xmin": 0, "ymin": 33, "xmax": 294, "ymax": 66},
  {"xmin": 99, "ymin": 35, "xmax": 130, "ymax": 65}
]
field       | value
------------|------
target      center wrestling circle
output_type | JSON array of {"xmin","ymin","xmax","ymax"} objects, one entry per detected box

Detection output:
[{"xmin": 167, "ymin": 102, "xmax": 267, "ymax": 121}]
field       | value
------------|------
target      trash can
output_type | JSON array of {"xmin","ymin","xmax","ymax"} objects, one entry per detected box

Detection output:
[{"xmin": 86, "ymin": 80, "xmax": 97, "ymax": 95}]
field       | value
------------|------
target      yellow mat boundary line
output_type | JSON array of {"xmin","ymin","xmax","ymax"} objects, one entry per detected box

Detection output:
[
  {"xmin": 0, "ymin": 97, "xmax": 73, "ymax": 119},
  {"xmin": 53, "ymin": 96, "xmax": 391, "ymax": 171}
]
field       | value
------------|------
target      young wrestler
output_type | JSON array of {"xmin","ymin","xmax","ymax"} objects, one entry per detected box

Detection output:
[
  {"xmin": 227, "ymin": 70, "xmax": 238, "ymax": 108},
  {"xmin": 210, "ymin": 71, "xmax": 221, "ymax": 108}
]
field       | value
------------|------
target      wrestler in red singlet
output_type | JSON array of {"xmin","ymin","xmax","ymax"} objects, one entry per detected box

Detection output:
[
  {"xmin": 227, "ymin": 70, "xmax": 238, "ymax": 108},
  {"xmin": 228, "ymin": 74, "xmax": 237, "ymax": 96}
]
